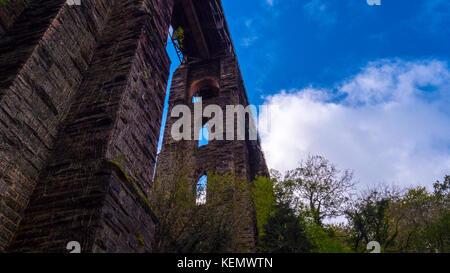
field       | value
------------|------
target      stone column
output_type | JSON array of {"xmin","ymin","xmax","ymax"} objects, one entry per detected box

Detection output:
[
  {"xmin": 3, "ymin": 0, "xmax": 173, "ymax": 252},
  {"xmin": 0, "ymin": 0, "xmax": 113, "ymax": 251},
  {"xmin": 156, "ymin": 54, "xmax": 268, "ymax": 252}
]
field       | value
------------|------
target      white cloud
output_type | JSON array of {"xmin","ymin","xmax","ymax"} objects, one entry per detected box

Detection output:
[
  {"xmin": 266, "ymin": 0, "xmax": 274, "ymax": 6},
  {"xmin": 260, "ymin": 59, "xmax": 450, "ymax": 189}
]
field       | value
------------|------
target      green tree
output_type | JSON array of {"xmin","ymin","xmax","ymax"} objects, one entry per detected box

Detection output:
[
  {"xmin": 259, "ymin": 202, "xmax": 313, "ymax": 253},
  {"xmin": 280, "ymin": 155, "xmax": 356, "ymax": 226},
  {"xmin": 388, "ymin": 176, "xmax": 449, "ymax": 252},
  {"xmin": 345, "ymin": 176, "xmax": 449, "ymax": 253},
  {"xmin": 252, "ymin": 176, "xmax": 277, "ymax": 238},
  {"xmin": 305, "ymin": 221, "xmax": 352, "ymax": 253},
  {"xmin": 345, "ymin": 186, "xmax": 401, "ymax": 252}
]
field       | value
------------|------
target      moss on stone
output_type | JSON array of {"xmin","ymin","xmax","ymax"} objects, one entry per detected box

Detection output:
[
  {"xmin": 108, "ymin": 160, "xmax": 153, "ymax": 212},
  {"xmin": 108, "ymin": 160, "xmax": 132, "ymax": 184},
  {"xmin": 135, "ymin": 232, "xmax": 145, "ymax": 249}
]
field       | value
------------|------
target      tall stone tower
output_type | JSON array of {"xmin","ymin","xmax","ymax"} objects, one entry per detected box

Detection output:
[
  {"xmin": 156, "ymin": 2, "xmax": 268, "ymax": 252},
  {"xmin": 156, "ymin": 58, "xmax": 269, "ymax": 251},
  {"xmin": 0, "ymin": 0, "xmax": 267, "ymax": 252}
]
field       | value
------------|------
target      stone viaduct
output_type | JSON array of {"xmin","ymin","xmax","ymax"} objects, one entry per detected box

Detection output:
[{"xmin": 0, "ymin": 0, "xmax": 267, "ymax": 252}]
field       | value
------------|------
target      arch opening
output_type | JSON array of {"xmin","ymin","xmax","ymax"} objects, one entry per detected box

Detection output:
[
  {"xmin": 188, "ymin": 77, "xmax": 219, "ymax": 101},
  {"xmin": 198, "ymin": 123, "xmax": 209, "ymax": 147},
  {"xmin": 196, "ymin": 175, "xmax": 207, "ymax": 205}
]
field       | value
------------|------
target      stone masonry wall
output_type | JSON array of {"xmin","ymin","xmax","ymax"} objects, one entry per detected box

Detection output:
[
  {"xmin": 93, "ymin": 0, "xmax": 173, "ymax": 252},
  {"xmin": 3, "ymin": 0, "xmax": 173, "ymax": 252},
  {"xmin": 0, "ymin": 0, "xmax": 113, "ymax": 250}
]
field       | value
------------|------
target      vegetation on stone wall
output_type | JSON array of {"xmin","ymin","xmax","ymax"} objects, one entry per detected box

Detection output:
[
  {"xmin": 151, "ymin": 147, "xmax": 251, "ymax": 253},
  {"xmin": 172, "ymin": 26, "xmax": 185, "ymax": 49},
  {"xmin": 0, "ymin": 0, "xmax": 21, "ymax": 7}
]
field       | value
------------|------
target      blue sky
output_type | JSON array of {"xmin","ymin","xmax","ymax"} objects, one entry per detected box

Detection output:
[
  {"xmin": 163, "ymin": 0, "xmax": 450, "ymax": 189},
  {"xmin": 223, "ymin": 0, "xmax": 450, "ymax": 106}
]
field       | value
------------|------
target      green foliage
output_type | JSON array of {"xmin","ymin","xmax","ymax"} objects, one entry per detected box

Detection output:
[
  {"xmin": 151, "ymin": 161, "xmax": 251, "ymax": 253},
  {"xmin": 281, "ymin": 155, "xmax": 355, "ymax": 226},
  {"xmin": 0, "ymin": 0, "xmax": 24, "ymax": 7},
  {"xmin": 423, "ymin": 210, "xmax": 450, "ymax": 253},
  {"xmin": 344, "ymin": 177, "xmax": 450, "ymax": 253},
  {"xmin": 259, "ymin": 202, "xmax": 312, "ymax": 253},
  {"xmin": 433, "ymin": 175, "xmax": 449, "ymax": 205},
  {"xmin": 252, "ymin": 176, "xmax": 276, "ymax": 238},
  {"xmin": 305, "ymin": 221, "xmax": 352, "ymax": 253},
  {"xmin": 0, "ymin": 0, "xmax": 12, "ymax": 7},
  {"xmin": 172, "ymin": 26, "xmax": 185, "ymax": 49},
  {"xmin": 386, "ymin": 178, "xmax": 450, "ymax": 253},
  {"xmin": 345, "ymin": 194, "xmax": 393, "ymax": 252},
  {"xmin": 259, "ymin": 154, "xmax": 448, "ymax": 253},
  {"xmin": 258, "ymin": 161, "xmax": 354, "ymax": 253},
  {"xmin": 151, "ymin": 149, "xmax": 448, "ymax": 253}
]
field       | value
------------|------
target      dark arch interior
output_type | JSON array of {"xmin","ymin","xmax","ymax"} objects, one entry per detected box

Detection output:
[{"xmin": 188, "ymin": 78, "xmax": 220, "ymax": 100}]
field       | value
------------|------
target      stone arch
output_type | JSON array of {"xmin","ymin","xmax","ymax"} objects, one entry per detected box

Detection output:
[
  {"xmin": 194, "ymin": 172, "xmax": 208, "ymax": 205},
  {"xmin": 188, "ymin": 77, "xmax": 220, "ymax": 100}
]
